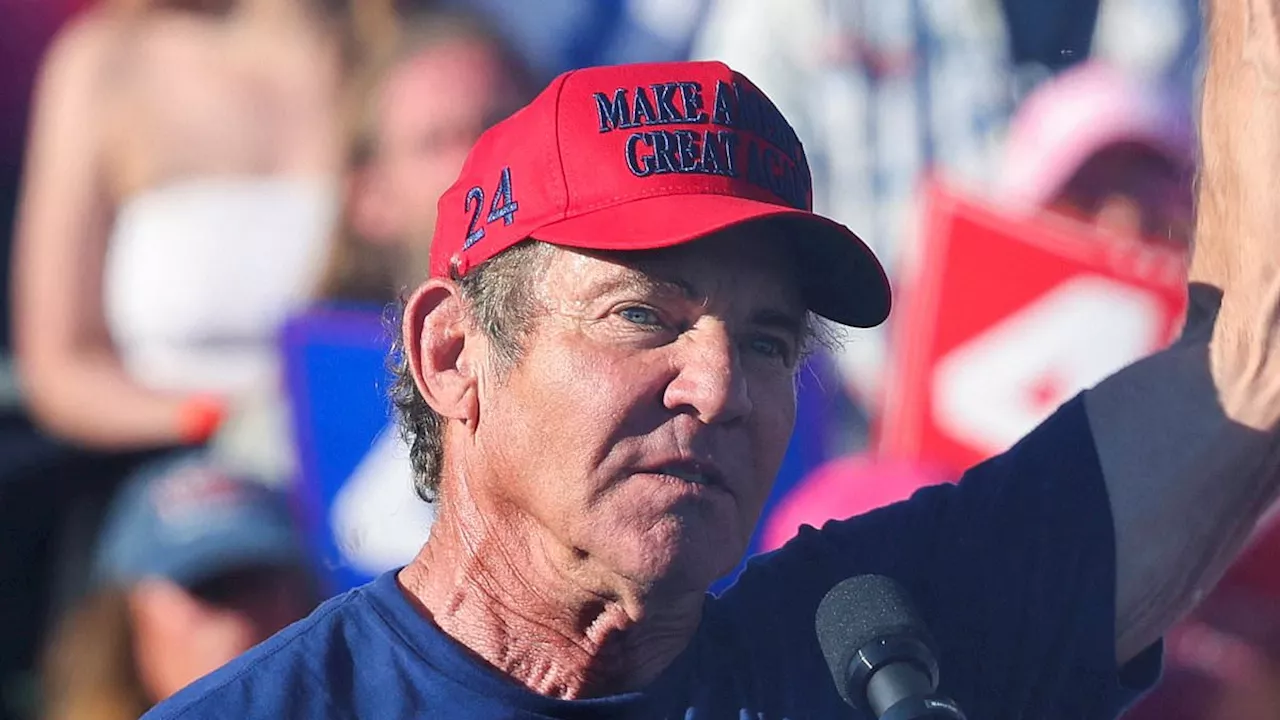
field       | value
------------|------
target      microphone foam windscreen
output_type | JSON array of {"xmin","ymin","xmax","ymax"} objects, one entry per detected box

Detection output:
[{"xmin": 815, "ymin": 575, "xmax": 932, "ymax": 705}]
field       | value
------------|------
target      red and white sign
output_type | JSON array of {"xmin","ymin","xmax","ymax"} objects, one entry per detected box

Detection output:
[{"xmin": 879, "ymin": 182, "xmax": 1188, "ymax": 475}]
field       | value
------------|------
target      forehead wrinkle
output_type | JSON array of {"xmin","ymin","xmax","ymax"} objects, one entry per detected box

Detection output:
[
  {"xmin": 553, "ymin": 244, "xmax": 806, "ymax": 325},
  {"xmin": 555, "ymin": 253, "xmax": 693, "ymax": 309},
  {"xmin": 751, "ymin": 307, "xmax": 806, "ymax": 341},
  {"xmin": 637, "ymin": 237, "xmax": 806, "ymax": 317},
  {"xmin": 592, "ymin": 271, "xmax": 692, "ymax": 302}
]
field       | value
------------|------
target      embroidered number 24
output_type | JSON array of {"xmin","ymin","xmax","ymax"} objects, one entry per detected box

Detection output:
[{"xmin": 463, "ymin": 167, "xmax": 519, "ymax": 250}]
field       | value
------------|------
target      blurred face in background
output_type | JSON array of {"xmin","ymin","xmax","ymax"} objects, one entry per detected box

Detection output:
[
  {"xmin": 1046, "ymin": 141, "xmax": 1194, "ymax": 247},
  {"xmin": 128, "ymin": 565, "xmax": 312, "ymax": 702},
  {"xmin": 354, "ymin": 37, "xmax": 525, "ymax": 283}
]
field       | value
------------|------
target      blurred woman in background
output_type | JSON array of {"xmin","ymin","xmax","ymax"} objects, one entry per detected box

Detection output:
[
  {"xmin": 39, "ymin": 456, "xmax": 316, "ymax": 720},
  {"xmin": 6, "ymin": 3, "xmax": 389, "ymax": 714},
  {"xmin": 11, "ymin": 0, "xmax": 389, "ymax": 473}
]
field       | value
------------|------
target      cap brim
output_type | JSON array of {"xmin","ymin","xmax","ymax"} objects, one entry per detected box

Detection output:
[
  {"xmin": 531, "ymin": 194, "xmax": 891, "ymax": 328},
  {"xmin": 163, "ymin": 525, "xmax": 306, "ymax": 589},
  {"xmin": 1001, "ymin": 123, "xmax": 1193, "ymax": 212}
]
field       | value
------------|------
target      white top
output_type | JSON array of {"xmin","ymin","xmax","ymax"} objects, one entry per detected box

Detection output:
[{"xmin": 104, "ymin": 177, "xmax": 338, "ymax": 395}]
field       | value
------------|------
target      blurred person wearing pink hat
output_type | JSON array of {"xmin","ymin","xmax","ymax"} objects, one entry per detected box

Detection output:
[
  {"xmin": 761, "ymin": 62, "xmax": 1198, "ymax": 556},
  {"xmin": 996, "ymin": 60, "xmax": 1196, "ymax": 247}
]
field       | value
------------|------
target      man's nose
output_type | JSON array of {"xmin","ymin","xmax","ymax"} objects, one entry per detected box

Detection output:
[{"xmin": 662, "ymin": 328, "xmax": 753, "ymax": 425}]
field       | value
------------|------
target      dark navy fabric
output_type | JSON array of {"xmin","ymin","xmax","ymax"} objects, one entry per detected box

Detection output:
[{"xmin": 145, "ymin": 395, "xmax": 1161, "ymax": 719}]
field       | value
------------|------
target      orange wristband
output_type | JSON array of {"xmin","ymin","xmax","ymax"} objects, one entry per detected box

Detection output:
[{"xmin": 177, "ymin": 395, "xmax": 227, "ymax": 445}]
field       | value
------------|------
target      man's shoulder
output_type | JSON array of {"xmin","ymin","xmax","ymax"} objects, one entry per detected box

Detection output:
[{"xmin": 143, "ymin": 581, "xmax": 387, "ymax": 720}]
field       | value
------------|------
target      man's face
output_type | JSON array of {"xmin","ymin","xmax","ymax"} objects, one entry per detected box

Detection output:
[
  {"xmin": 373, "ymin": 39, "xmax": 520, "ymax": 254},
  {"xmin": 131, "ymin": 566, "xmax": 312, "ymax": 702},
  {"xmin": 469, "ymin": 228, "xmax": 806, "ymax": 596}
]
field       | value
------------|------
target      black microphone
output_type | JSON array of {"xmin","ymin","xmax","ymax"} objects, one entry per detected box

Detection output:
[{"xmin": 816, "ymin": 575, "xmax": 966, "ymax": 720}]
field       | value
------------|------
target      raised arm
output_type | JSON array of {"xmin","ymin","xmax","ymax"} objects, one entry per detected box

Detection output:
[
  {"xmin": 1085, "ymin": 0, "xmax": 1280, "ymax": 664},
  {"xmin": 12, "ymin": 16, "xmax": 213, "ymax": 450}
]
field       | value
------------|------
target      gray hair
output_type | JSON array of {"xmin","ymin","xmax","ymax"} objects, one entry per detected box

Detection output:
[{"xmin": 388, "ymin": 241, "xmax": 553, "ymax": 502}]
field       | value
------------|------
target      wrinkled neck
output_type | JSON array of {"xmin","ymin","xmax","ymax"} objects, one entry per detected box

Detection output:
[{"xmin": 396, "ymin": 484, "xmax": 705, "ymax": 699}]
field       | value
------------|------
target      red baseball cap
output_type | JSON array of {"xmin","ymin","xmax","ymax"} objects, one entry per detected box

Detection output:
[{"xmin": 429, "ymin": 60, "xmax": 891, "ymax": 328}]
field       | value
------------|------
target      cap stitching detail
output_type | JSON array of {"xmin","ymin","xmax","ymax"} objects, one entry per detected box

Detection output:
[
  {"xmin": 551, "ymin": 71, "xmax": 574, "ymax": 220},
  {"xmin": 563, "ymin": 184, "xmax": 811, "ymax": 218}
]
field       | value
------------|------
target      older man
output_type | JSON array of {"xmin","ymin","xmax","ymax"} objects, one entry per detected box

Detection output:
[{"xmin": 148, "ymin": 1, "xmax": 1280, "ymax": 717}]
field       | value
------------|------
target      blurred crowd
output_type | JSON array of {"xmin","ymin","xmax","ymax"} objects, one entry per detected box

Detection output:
[{"xmin": 0, "ymin": 1, "xmax": 1273, "ymax": 719}]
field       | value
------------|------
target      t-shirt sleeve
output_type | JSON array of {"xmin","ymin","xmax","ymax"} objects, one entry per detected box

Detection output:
[{"xmin": 720, "ymin": 395, "xmax": 1162, "ymax": 718}]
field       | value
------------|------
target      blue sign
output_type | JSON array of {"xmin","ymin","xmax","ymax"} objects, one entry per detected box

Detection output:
[{"xmin": 282, "ymin": 306, "xmax": 396, "ymax": 594}]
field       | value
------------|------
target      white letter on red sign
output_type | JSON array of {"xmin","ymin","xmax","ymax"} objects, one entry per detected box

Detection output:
[{"xmin": 931, "ymin": 276, "xmax": 1164, "ymax": 456}]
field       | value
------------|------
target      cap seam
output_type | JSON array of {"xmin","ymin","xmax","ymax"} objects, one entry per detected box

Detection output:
[
  {"xmin": 552, "ymin": 70, "xmax": 575, "ymax": 221},
  {"xmin": 556, "ymin": 184, "xmax": 808, "ymax": 219}
]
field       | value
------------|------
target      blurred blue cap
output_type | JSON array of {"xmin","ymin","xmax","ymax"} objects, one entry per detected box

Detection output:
[{"xmin": 93, "ymin": 454, "xmax": 307, "ymax": 588}]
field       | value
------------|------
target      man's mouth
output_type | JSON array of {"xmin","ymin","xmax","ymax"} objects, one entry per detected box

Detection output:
[{"xmin": 649, "ymin": 460, "xmax": 725, "ymax": 488}]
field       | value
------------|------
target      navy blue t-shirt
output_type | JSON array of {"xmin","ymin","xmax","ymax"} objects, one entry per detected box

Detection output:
[{"xmin": 145, "ymin": 397, "xmax": 1161, "ymax": 719}]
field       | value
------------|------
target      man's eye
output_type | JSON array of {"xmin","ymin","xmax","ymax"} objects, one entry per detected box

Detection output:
[
  {"xmin": 749, "ymin": 336, "xmax": 791, "ymax": 361},
  {"xmin": 618, "ymin": 306, "xmax": 662, "ymax": 326}
]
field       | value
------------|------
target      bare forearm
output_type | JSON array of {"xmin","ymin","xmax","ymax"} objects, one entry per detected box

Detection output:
[
  {"xmin": 1192, "ymin": 0, "xmax": 1280, "ymax": 303},
  {"xmin": 1086, "ymin": 341, "xmax": 1280, "ymax": 663},
  {"xmin": 21, "ymin": 348, "xmax": 195, "ymax": 449},
  {"xmin": 1087, "ymin": 0, "xmax": 1280, "ymax": 664},
  {"xmin": 1197, "ymin": 0, "xmax": 1280, "ymax": 432}
]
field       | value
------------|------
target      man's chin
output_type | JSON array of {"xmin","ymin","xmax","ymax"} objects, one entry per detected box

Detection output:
[{"xmin": 626, "ymin": 544, "xmax": 744, "ymax": 598}]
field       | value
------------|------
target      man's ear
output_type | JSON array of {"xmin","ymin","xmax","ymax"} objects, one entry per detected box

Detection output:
[{"xmin": 402, "ymin": 279, "xmax": 480, "ymax": 425}]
